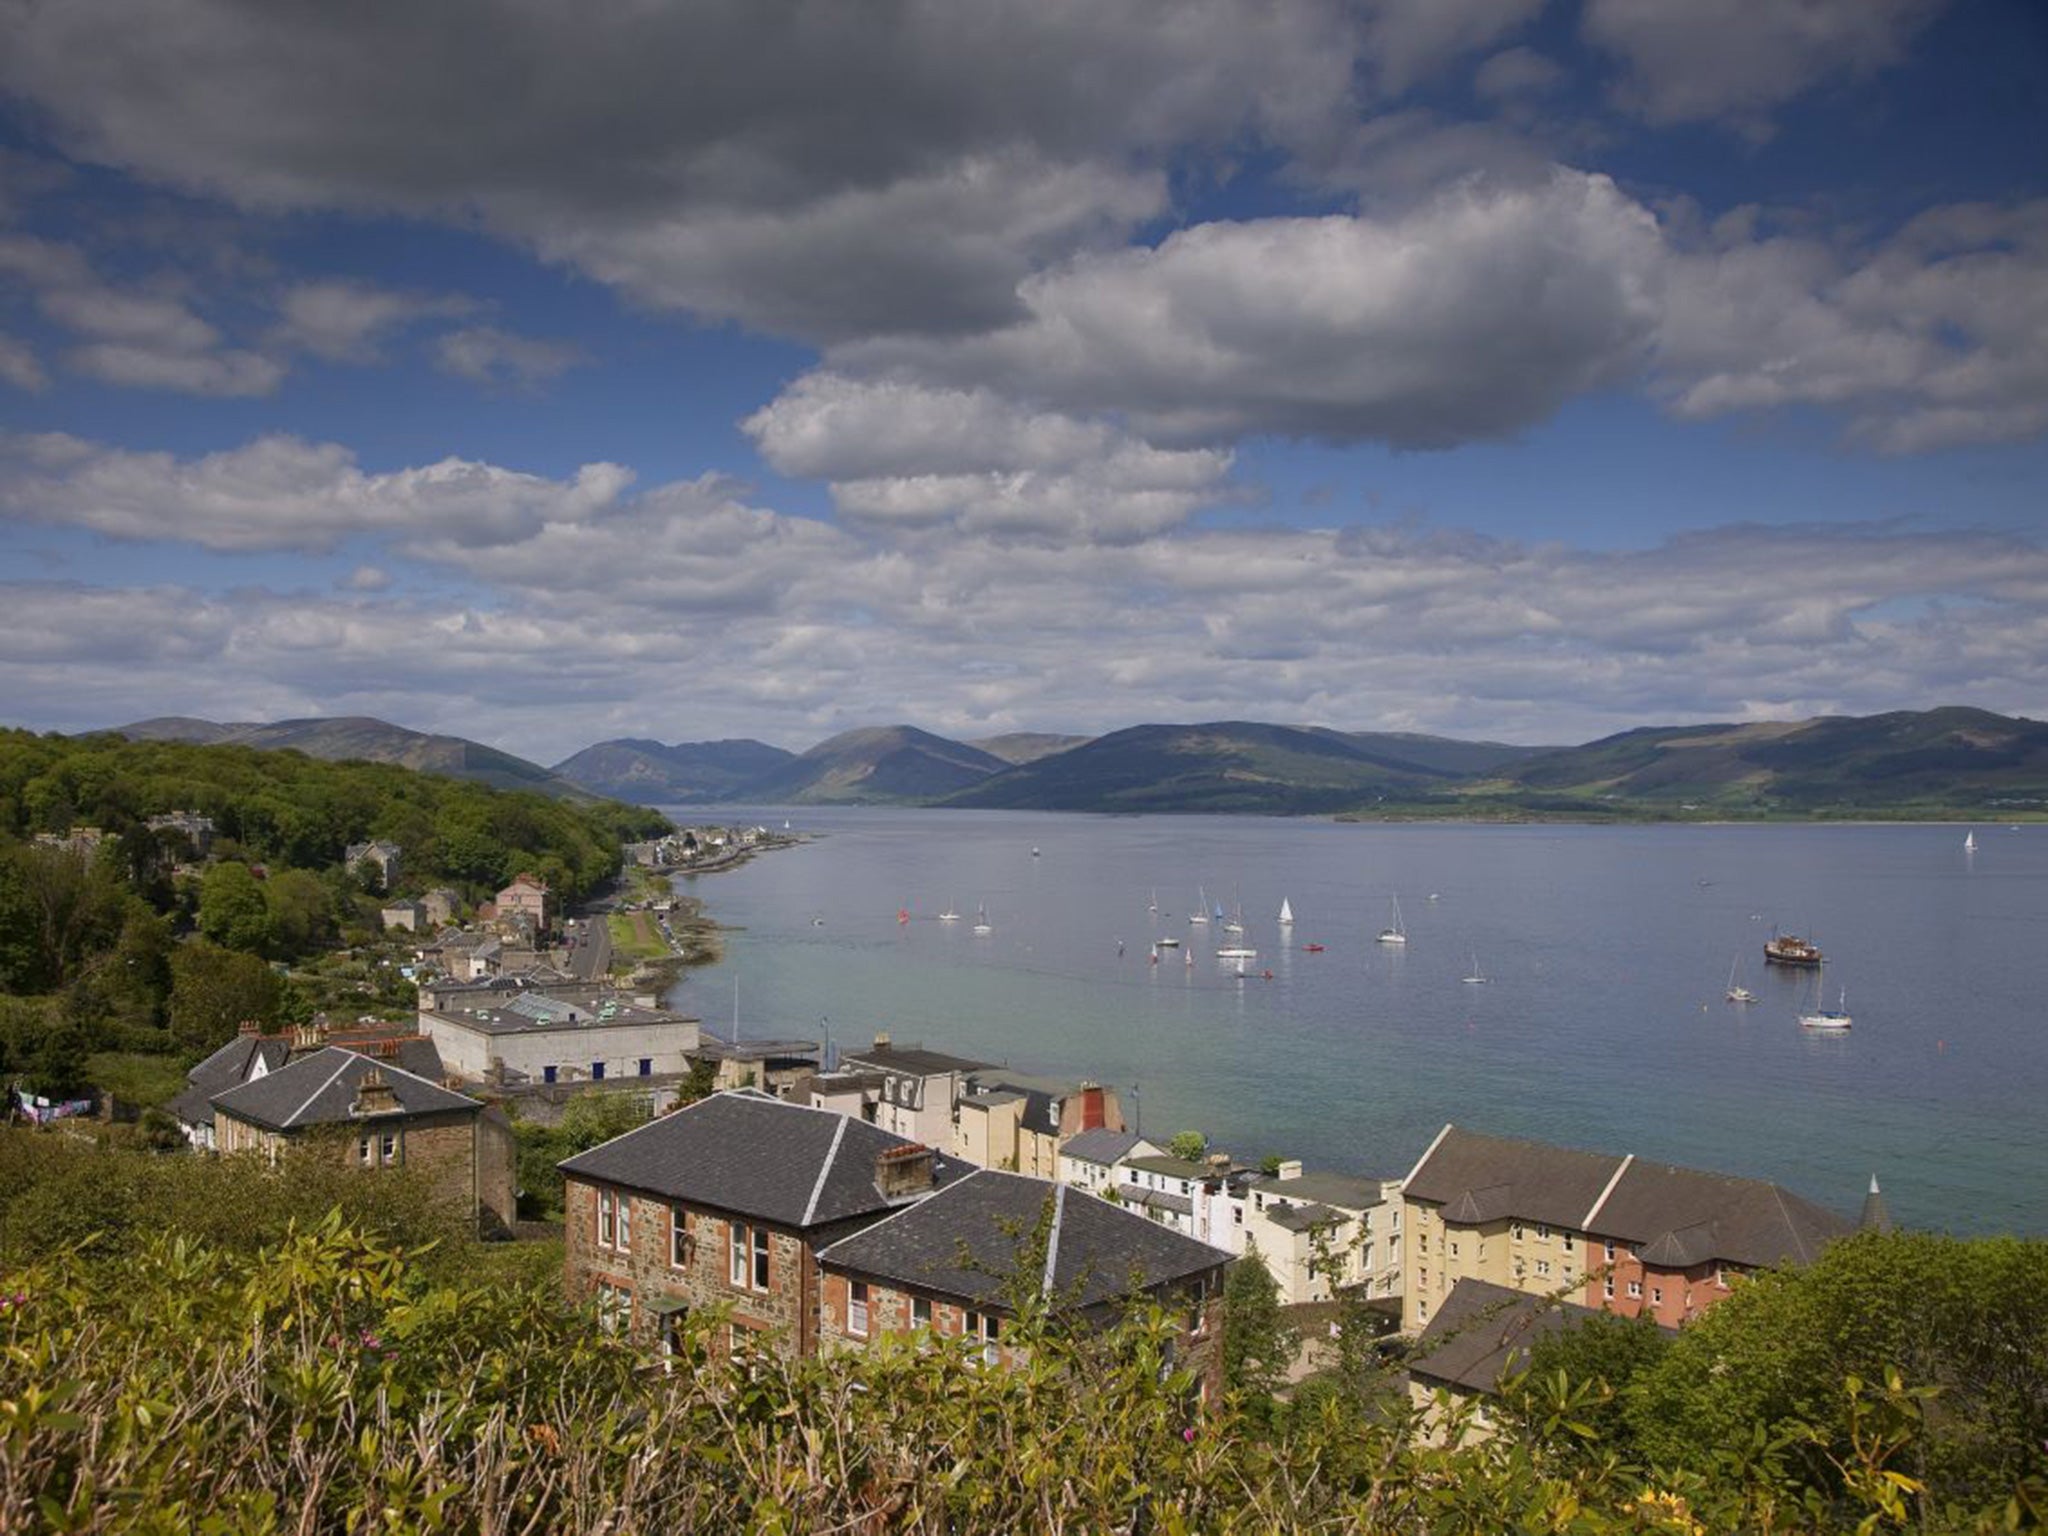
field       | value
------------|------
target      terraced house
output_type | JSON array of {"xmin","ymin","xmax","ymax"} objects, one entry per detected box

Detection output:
[
  {"xmin": 558, "ymin": 1090, "xmax": 969, "ymax": 1357},
  {"xmin": 1400, "ymin": 1124, "xmax": 1856, "ymax": 1331}
]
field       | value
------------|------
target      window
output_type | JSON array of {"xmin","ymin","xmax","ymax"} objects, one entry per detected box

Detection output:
[
  {"xmin": 1715, "ymin": 1266, "xmax": 1728, "ymax": 1289},
  {"xmin": 599, "ymin": 1188, "xmax": 617, "ymax": 1248},
  {"xmin": 1537, "ymin": 1224, "xmax": 1551, "ymax": 1241},
  {"xmin": 728, "ymin": 1225, "xmax": 772, "ymax": 1292},
  {"xmin": 1512, "ymin": 1223, "xmax": 1524, "ymax": 1240},
  {"xmin": 1449, "ymin": 1241, "xmax": 1459, "ymax": 1258},
  {"xmin": 596, "ymin": 1280, "xmax": 631, "ymax": 1334},
  {"xmin": 1603, "ymin": 1277, "xmax": 1615, "ymax": 1299},
  {"xmin": 1360, "ymin": 1242, "xmax": 1372, "ymax": 1272},
  {"xmin": 1562, "ymin": 1231, "xmax": 1574, "ymax": 1251},
  {"xmin": 616, "ymin": 1193, "xmax": 632, "ymax": 1254},
  {"xmin": 543, "ymin": 1065, "xmax": 557, "ymax": 1085},
  {"xmin": 592, "ymin": 1061, "xmax": 606, "ymax": 1081},
  {"xmin": 1535, "ymin": 1259, "xmax": 1551, "ymax": 1278},
  {"xmin": 1627, "ymin": 1280, "xmax": 1643, "ymax": 1299},
  {"xmin": 639, "ymin": 1058, "xmax": 653, "ymax": 1076},
  {"xmin": 358, "ymin": 1135, "xmax": 374, "ymax": 1167},
  {"xmin": 1603, "ymin": 1239, "xmax": 1616, "ymax": 1261},
  {"xmin": 962, "ymin": 1310, "xmax": 1001, "ymax": 1366},
  {"xmin": 848, "ymin": 1281, "xmax": 870, "ymax": 1337},
  {"xmin": 1651, "ymin": 1286, "xmax": 1663, "ymax": 1305},
  {"xmin": 1233, "ymin": 1207, "xmax": 1243, "ymax": 1226},
  {"xmin": 671, "ymin": 1207, "xmax": 693, "ymax": 1269},
  {"xmin": 911, "ymin": 1295, "xmax": 932, "ymax": 1330}
]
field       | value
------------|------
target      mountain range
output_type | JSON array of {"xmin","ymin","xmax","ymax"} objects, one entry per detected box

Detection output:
[{"xmin": 93, "ymin": 707, "xmax": 2048, "ymax": 819}]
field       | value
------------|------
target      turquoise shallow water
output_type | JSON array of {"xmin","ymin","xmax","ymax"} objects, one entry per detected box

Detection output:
[{"xmin": 663, "ymin": 809, "xmax": 2048, "ymax": 1236}]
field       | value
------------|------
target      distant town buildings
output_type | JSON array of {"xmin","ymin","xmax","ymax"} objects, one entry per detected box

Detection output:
[{"xmin": 344, "ymin": 839, "xmax": 403, "ymax": 892}]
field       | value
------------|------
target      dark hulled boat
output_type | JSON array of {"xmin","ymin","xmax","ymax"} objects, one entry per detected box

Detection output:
[{"xmin": 1763, "ymin": 932, "xmax": 1824, "ymax": 967}]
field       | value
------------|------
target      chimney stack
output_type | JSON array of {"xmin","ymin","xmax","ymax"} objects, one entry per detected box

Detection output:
[
  {"xmin": 872, "ymin": 1031, "xmax": 892, "ymax": 1051},
  {"xmin": 238, "ymin": 1019, "xmax": 263, "ymax": 1036},
  {"xmin": 1275, "ymin": 1159, "xmax": 1304, "ymax": 1182},
  {"xmin": 1077, "ymin": 1081, "xmax": 1106, "ymax": 1131},
  {"xmin": 876, "ymin": 1143, "xmax": 936, "ymax": 1199}
]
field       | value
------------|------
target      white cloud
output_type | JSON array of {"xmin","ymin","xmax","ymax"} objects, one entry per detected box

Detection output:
[
  {"xmin": 0, "ymin": 432, "xmax": 633, "ymax": 552},
  {"xmin": 271, "ymin": 279, "xmax": 475, "ymax": 362},
  {"xmin": 0, "ymin": 233, "xmax": 283, "ymax": 396},
  {"xmin": 744, "ymin": 374, "xmax": 1232, "ymax": 540},
  {"xmin": 433, "ymin": 325, "xmax": 583, "ymax": 388},
  {"xmin": 5, "ymin": 435, "xmax": 2046, "ymax": 760},
  {"xmin": 0, "ymin": 331, "xmax": 46, "ymax": 391},
  {"xmin": 836, "ymin": 170, "xmax": 1666, "ymax": 449},
  {"xmin": 1583, "ymin": 0, "xmax": 1944, "ymax": 137}
]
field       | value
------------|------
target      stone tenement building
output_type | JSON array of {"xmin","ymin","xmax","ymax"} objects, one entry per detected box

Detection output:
[{"xmin": 559, "ymin": 1090, "xmax": 967, "ymax": 1355}]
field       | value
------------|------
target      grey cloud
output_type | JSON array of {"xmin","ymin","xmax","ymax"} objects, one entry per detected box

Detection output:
[
  {"xmin": 1361, "ymin": 0, "xmax": 1545, "ymax": 96},
  {"xmin": 0, "ymin": 0, "xmax": 1367, "ymax": 342},
  {"xmin": 1583, "ymin": 0, "xmax": 1944, "ymax": 137},
  {"xmin": 433, "ymin": 325, "xmax": 584, "ymax": 388},
  {"xmin": 1473, "ymin": 47, "xmax": 1566, "ymax": 101}
]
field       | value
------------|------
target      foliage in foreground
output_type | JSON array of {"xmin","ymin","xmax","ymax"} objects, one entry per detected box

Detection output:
[{"xmin": 4, "ymin": 1224, "xmax": 2042, "ymax": 1534}]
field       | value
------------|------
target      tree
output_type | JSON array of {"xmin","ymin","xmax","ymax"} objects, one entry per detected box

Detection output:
[
  {"xmin": 1168, "ymin": 1130, "xmax": 1208, "ymax": 1162},
  {"xmin": 1222, "ymin": 1249, "xmax": 1297, "ymax": 1399},
  {"xmin": 169, "ymin": 941, "xmax": 283, "ymax": 1052},
  {"xmin": 1627, "ymin": 1230, "xmax": 2048, "ymax": 1511},
  {"xmin": 198, "ymin": 862, "xmax": 277, "ymax": 955},
  {"xmin": 1502, "ymin": 1311, "xmax": 1670, "ymax": 1462},
  {"xmin": 263, "ymin": 868, "xmax": 335, "ymax": 958}
]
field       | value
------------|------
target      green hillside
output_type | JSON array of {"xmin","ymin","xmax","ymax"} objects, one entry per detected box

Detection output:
[
  {"xmin": 748, "ymin": 725, "xmax": 1010, "ymax": 803},
  {"xmin": 551, "ymin": 737, "xmax": 795, "ymax": 803}
]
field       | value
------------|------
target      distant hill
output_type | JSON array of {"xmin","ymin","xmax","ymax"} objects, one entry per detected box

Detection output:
[
  {"xmin": 551, "ymin": 738, "xmax": 795, "ymax": 804},
  {"xmin": 747, "ymin": 725, "xmax": 1010, "ymax": 804},
  {"xmin": 107, "ymin": 715, "xmax": 591, "ymax": 800},
  {"xmin": 967, "ymin": 732, "xmax": 1093, "ymax": 766},
  {"xmin": 945, "ymin": 721, "xmax": 1473, "ymax": 814},
  {"xmin": 1492, "ymin": 707, "xmax": 2048, "ymax": 814}
]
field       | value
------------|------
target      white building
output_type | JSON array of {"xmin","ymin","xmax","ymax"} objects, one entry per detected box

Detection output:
[{"xmin": 418, "ymin": 988, "xmax": 700, "ymax": 1087}]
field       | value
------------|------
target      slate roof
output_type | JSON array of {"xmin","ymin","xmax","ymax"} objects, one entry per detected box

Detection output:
[
  {"xmin": 819, "ymin": 1171, "xmax": 1230, "ymax": 1312},
  {"xmin": 1405, "ymin": 1125, "xmax": 1854, "ymax": 1270},
  {"xmin": 1062, "ymin": 1128, "xmax": 1148, "ymax": 1167},
  {"xmin": 326, "ymin": 1034, "xmax": 446, "ymax": 1085},
  {"xmin": 1255, "ymin": 1170, "xmax": 1385, "ymax": 1212},
  {"xmin": 841, "ymin": 1042, "xmax": 990, "ymax": 1078},
  {"xmin": 1263, "ymin": 1198, "xmax": 1346, "ymax": 1233},
  {"xmin": 1117, "ymin": 1184, "xmax": 1193, "ymax": 1216},
  {"xmin": 1403, "ymin": 1125, "xmax": 1626, "ymax": 1229},
  {"xmin": 1409, "ymin": 1278, "xmax": 1602, "ymax": 1394},
  {"xmin": 211, "ymin": 1046, "xmax": 480, "ymax": 1132},
  {"xmin": 1126, "ymin": 1154, "xmax": 1213, "ymax": 1181},
  {"xmin": 1589, "ymin": 1158, "xmax": 1852, "ymax": 1268},
  {"xmin": 169, "ymin": 1034, "xmax": 291, "ymax": 1128},
  {"xmin": 558, "ymin": 1090, "xmax": 966, "ymax": 1229}
]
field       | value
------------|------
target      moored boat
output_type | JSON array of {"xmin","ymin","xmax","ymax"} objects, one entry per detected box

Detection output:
[{"xmin": 1763, "ymin": 931, "xmax": 1823, "ymax": 967}]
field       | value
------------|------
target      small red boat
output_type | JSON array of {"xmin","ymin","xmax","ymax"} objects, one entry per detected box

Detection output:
[{"xmin": 1303, "ymin": 943, "xmax": 1325, "ymax": 953}]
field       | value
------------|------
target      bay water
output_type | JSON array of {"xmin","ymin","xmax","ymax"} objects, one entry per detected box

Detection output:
[{"xmin": 664, "ymin": 809, "xmax": 2046, "ymax": 1236}]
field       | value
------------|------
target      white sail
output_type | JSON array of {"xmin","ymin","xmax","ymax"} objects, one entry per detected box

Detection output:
[{"xmin": 1279, "ymin": 898, "xmax": 1294, "ymax": 925}]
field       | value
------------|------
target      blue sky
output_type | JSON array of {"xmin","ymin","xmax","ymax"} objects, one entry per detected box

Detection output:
[{"xmin": 2, "ymin": 0, "xmax": 2044, "ymax": 761}]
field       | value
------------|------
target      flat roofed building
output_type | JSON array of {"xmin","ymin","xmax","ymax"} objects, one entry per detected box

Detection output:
[{"xmin": 419, "ymin": 986, "xmax": 700, "ymax": 1087}]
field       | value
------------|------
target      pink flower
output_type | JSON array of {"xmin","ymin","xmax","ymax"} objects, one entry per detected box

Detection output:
[{"xmin": 1182, "ymin": 1427, "xmax": 1196, "ymax": 1443}]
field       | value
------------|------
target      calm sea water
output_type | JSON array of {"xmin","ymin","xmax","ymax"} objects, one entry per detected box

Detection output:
[{"xmin": 662, "ymin": 809, "xmax": 2047, "ymax": 1236}]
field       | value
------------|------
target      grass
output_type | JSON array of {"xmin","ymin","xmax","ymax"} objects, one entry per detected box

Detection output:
[
  {"xmin": 85, "ymin": 1051, "xmax": 190, "ymax": 1107},
  {"xmin": 606, "ymin": 910, "xmax": 670, "ymax": 962}
]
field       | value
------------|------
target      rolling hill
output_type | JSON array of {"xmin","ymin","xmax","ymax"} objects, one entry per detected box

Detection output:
[
  {"xmin": 744, "ymin": 725, "xmax": 1010, "ymax": 804},
  {"xmin": 943, "ymin": 721, "xmax": 1474, "ymax": 814},
  {"xmin": 108, "ymin": 715, "xmax": 592, "ymax": 799},
  {"xmin": 1492, "ymin": 707, "xmax": 2048, "ymax": 813},
  {"xmin": 966, "ymin": 732, "xmax": 1094, "ymax": 765},
  {"xmin": 550, "ymin": 738, "xmax": 795, "ymax": 804}
]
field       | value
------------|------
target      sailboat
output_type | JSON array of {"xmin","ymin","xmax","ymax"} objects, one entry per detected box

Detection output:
[
  {"xmin": 1462, "ymin": 950, "xmax": 1487, "ymax": 984},
  {"xmin": 1148, "ymin": 888, "xmax": 1158, "ymax": 914},
  {"xmin": 938, "ymin": 902, "xmax": 961, "ymax": 923},
  {"xmin": 1964, "ymin": 830, "xmax": 1977, "ymax": 851},
  {"xmin": 1189, "ymin": 886, "xmax": 1209, "ymax": 926},
  {"xmin": 1376, "ymin": 895, "xmax": 1407, "ymax": 946},
  {"xmin": 972, "ymin": 902, "xmax": 992, "ymax": 936},
  {"xmin": 1223, "ymin": 895, "xmax": 1245, "ymax": 936},
  {"xmin": 1798, "ymin": 966, "xmax": 1851, "ymax": 1031},
  {"xmin": 1278, "ymin": 898, "xmax": 1294, "ymax": 926},
  {"xmin": 1724, "ymin": 955, "xmax": 1756, "ymax": 1004}
]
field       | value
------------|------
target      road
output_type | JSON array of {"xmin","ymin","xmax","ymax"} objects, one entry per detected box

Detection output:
[{"xmin": 567, "ymin": 912, "xmax": 612, "ymax": 981}]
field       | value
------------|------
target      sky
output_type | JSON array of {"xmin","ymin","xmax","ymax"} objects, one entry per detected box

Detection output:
[{"xmin": 1, "ymin": 0, "xmax": 2045, "ymax": 764}]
